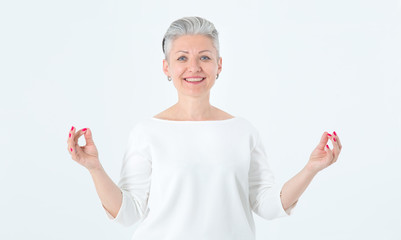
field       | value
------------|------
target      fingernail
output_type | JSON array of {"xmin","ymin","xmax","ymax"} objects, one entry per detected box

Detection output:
[
  {"xmin": 326, "ymin": 145, "xmax": 329, "ymax": 149},
  {"xmin": 83, "ymin": 128, "xmax": 87, "ymax": 132},
  {"xmin": 333, "ymin": 137, "xmax": 336, "ymax": 142},
  {"xmin": 70, "ymin": 148, "xmax": 73, "ymax": 152},
  {"xmin": 69, "ymin": 133, "xmax": 71, "ymax": 138},
  {"xmin": 333, "ymin": 131, "xmax": 337, "ymax": 136},
  {"xmin": 327, "ymin": 133, "xmax": 332, "ymax": 136},
  {"xmin": 71, "ymin": 126, "xmax": 74, "ymax": 131}
]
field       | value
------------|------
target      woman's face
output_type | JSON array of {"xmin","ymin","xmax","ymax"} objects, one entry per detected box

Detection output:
[{"xmin": 163, "ymin": 34, "xmax": 222, "ymax": 98}]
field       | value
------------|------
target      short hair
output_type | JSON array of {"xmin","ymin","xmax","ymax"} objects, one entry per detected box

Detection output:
[{"xmin": 162, "ymin": 16, "xmax": 220, "ymax": 62}]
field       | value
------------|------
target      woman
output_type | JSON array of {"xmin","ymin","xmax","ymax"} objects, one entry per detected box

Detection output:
[{"xmin": 67, "ymin": 16, "xmax": 342, "ymax": 239}]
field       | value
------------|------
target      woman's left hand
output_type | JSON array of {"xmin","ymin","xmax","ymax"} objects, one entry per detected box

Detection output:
[{"xmin": 306, "ymin": 131, "xmax": 342, "ymax": 174}]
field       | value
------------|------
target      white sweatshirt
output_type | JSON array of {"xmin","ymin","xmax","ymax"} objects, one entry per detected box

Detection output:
[{"xmin": 103, "ymin": 116, "xmax": 297, "ymax": 240}]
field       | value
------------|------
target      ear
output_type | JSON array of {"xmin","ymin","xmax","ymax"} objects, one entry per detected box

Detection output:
[
  {"xmin": 217, "ymin": 57, "xmax": 222, "ymax": 75},
  {"xmin": 162, "ymin": 59, "xmax": 170, "ymax": 77}
]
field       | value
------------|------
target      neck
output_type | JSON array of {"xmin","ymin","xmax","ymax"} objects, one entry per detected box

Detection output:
[{"xmin": 172, "ymin": 94, "xmax": 214, "ymax": 121}]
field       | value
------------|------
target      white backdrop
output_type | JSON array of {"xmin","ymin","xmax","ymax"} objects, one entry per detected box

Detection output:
[{"xmin": 1, "ymin": 0, "xmax": 400, "ymax": 239}]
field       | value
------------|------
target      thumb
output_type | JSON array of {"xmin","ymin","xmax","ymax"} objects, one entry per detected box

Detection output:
[
  {"xmin": 317, "ymin": 132, "xmax": 329, "ymax": 150},
  {"xmin": 83, "ymin": 128, "xmax": 95, "ymax": 145}
]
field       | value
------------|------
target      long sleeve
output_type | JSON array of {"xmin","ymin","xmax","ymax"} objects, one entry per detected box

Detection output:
[
  {"xmin": 103, "ymin": 123, "xmax": 152, "ymax": 227},
  {"xmin": 248, "ymin": 129, "xmax": 297, "ymax": 220}
]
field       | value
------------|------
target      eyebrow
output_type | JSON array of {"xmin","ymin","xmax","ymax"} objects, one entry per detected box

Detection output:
[{"xmin": 175, "ymin": 50, "xmax": 212, "ymax": 54}]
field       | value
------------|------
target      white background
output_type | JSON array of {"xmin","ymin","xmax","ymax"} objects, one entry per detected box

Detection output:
[{"xmin": 1, "ymin": 0, "xmax": 400, "ymax": 239}]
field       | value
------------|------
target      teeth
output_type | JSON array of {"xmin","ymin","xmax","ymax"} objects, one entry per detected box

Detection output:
[{"xmin": 185, "ymin": 78, "xmax": 204, "ymax": 82}]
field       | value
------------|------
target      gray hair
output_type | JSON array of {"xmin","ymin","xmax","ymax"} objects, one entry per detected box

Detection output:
[{"xmin": 162, "ymin": 16, "xmax": 220, "ymax": 62}]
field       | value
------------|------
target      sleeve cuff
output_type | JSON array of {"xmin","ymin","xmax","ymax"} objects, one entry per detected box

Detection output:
[
  {"xmin": 102, "ymin": 190, "xmax": 124, "ymax": 222},
  {"xmin": 277, "ymin": 182, "xmax": 298, "ymax": 217},
  {"xmin": 102, "ymin": 189, "xmax": 148, "ymax": 227}
]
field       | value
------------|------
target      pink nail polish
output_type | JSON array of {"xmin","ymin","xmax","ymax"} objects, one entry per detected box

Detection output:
[
  {"xmin": 71, "ymin": 126, "xmax": 74, "ymax": 131},
  {"xmin": 327, "ymin": 133, "xmax": 332, "ymax": 136},
  {"xmin": 70, "ymin": 148, "xmax": 73, "ymax": 152},
  {"xmin": 333, "ymin": 137, "xmax": 336, "ymax": 142},
  {"xmin": 69, "ymin": 133, "xmax": 71, "ymax": 138},
  {"xmin": 326, "ymin": 145, "xmax": 329, "ymax": 148},
  {"xmin": 83, "ymin": 128, "xmax": 87, "ymax": 132},
  {"xmin": 333, "ymin": 131, "xmax": 337, "ymax": 136}
]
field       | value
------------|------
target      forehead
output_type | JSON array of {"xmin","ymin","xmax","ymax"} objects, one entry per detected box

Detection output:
[{"xmin": 171, "ymin": 34, "xmax": 215, "ymax": 52}]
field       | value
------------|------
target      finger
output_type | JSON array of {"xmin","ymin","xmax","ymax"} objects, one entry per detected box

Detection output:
[
  {"xmin": 67, "ymin": 138, "xmax": 75, "ymax": 154},
  {"xmin": 333, "ymin": 135, "xmax": 341, "ymax": 163},
  {"xmin": 68, "ymin": 145, "xmax": 74, "ymax": 155},
  {"xmin": 67, "ymin": 126, "xmax": 74, "ymax": 142},
  {"xmin": 329, "ymin": 136, "xmax": 340, "ymax": 164},
  {"xmin": 74, "ymin": 129, "xmax": 84, "ymax": 144},
  {"xmin": 82, "ymin": 128, "xmax": 95, "ymax": 146},
  {"xmin": 67, "ymin": 126, "xmax": 76, "ymax": 153},
  {"xmin": 317, "ymin": 132, "xmax": 330, "ymax": 150},
  {"xmin": 68, "ymin": 127, "xmax": 84, "ymax": 157},
  {"xmin": 74, "ymin": 128, "xmax": 93, "ymax": 145},
  {"xmin": 325, "ymin": 143, "xmax": 334, "ymax": 163},
  {"xmin": 69, "ymin": 143, "xmax": 78, "ymax": 158},
  {"xmin": 333, "ymin": 131, "xmax": 342, "ymax": 150},
  {"xmin": 68, "ymin": 138, "xmax": 82, "ymax": 159}
]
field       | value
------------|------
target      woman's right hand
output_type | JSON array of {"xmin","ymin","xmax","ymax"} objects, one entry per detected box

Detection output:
[{"xmin": 67, "ymin": 126, "xmax": 102, "ymax": 171}]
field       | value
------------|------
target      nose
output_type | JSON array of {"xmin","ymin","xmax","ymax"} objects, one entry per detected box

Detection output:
[{"xmin": 188, "ymin": 57, "xmax": 201, "ymax": 72}]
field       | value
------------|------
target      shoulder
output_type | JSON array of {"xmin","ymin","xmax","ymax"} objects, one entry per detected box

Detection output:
[
  {"xmin": 211, "ymin": 106, "xmax": 236, "ymax": 120},
  {"xmin": 126, "ymin": 118, "xmax": 154, "ymax": 139},
  {"xmin": 232, "ymin": 115, "xmax": 258, "ymax": 131}
]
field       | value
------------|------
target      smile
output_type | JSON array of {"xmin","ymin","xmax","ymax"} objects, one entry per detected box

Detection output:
[{"xmin": 184, "ymin": 78, "xmax": 205, "ymax": 84}]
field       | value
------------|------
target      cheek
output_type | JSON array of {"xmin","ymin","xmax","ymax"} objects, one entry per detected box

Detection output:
[
  {"xmin": 204, "ymin": 65, "xmax": 218, "ymax": 74},
  {"xmin": 171, "ymin": 65, "xmax": 185, "ymax": 76}
]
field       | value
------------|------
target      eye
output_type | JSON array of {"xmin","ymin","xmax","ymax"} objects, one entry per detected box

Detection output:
[
  {"xmin": 201, "ymin": 56, "xmax": 211, "ymax": 60},
  {"xmin": 177, "ymin": 56, "xmax": 187, "ymax": 61}
]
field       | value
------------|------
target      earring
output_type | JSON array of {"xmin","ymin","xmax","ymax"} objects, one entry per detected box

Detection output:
[
  {"xmin": 168, "ymin": 76, "xmax": 172, "ymax": 81},
  {"xmin": 216, "ymin": 74, "xmax": 219, "ymax": 79}
]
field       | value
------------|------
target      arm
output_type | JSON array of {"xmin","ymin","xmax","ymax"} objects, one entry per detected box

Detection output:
[
  {"xmin": 67, "ymin": 127, "xmax": 123, "ymax": 219},
  {"xmin": 280, "ymin": 131, "xmax": 342, "ymax": 211},
  {"xmin": 89, "ymin": 165, "xmax": 122, "ymax": 218},
  {"xmin": 280, "ymin": 165, "xmax": 317, "ymax": 211},
  {"xmin": 68, "ymin": 126, "xmax": 151, "ymax": 225}
]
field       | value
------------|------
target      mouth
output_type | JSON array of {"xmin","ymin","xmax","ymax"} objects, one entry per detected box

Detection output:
[{"xmin": 184, "ymin": 77, "xmax": 206, "ymax": 84}]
